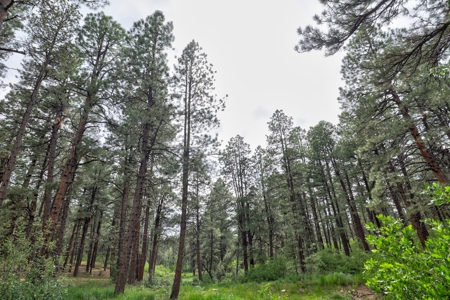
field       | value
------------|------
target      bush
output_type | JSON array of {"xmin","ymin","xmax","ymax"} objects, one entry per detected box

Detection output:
[
  {"xmin": 305, "ymin": 245, "xmax": 368, "ymax": 274},
  {"xmin": 242, "ymin": 258, "xmax": 286, "ymax": 283},
  {"xmin": 0, "ymin": 229, "xmax": 66, "ymax": 300},
  {"xmin": 365, "ymin": 212, "xmax": 450, "ymax": 299}
]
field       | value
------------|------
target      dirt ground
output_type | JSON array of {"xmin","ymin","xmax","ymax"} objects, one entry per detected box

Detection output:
[{"xmin": 341, "ymin": 284, "xmax": 381, "ymax": 300}]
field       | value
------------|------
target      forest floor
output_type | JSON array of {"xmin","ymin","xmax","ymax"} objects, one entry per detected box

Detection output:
[{"xmin": 62, "ymin": 263, "xmax": 381, "ymax": 300}]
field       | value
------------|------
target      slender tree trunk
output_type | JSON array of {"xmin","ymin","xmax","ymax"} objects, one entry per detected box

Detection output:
[
  {"xmin": 86, "ymin": 219, "xmax": 95, "ymax": 273},
  {"xmin": 245, "ymin": 201, "xmax": 255, "ymax": 268},
  {"xmin": 148, "ymin": 197, "xmax": 163, "ymax": 283},
  {"xmin": 195, "ymin": 188, "xmax": 203, "ymax": 281},
  {"xmin": 69, "ymin": 221, "xmax": 81, "ymax": 273},
  {"xmin": 73, "ymin": 217, "xmax": 91, "ymax": 277},
  {"xmin": 53, "ymin": 174, "xmax": 78, "ymax": 261},
  {"xmin": 41, "ymin": 107, "xmax": 62, "ymax": 223},
  {"xmin": 64, "ymin": 219, "xmax": 80, "ymax": 270},
  {"xmin": 138, "ymin": 201, "xmax": 150, "ymax": 281},
  {"xmin": 170, "ymin": 74, "xmax": 192, "ymax": 300},
  {"xmin": 90, "ymin": 211, "xmax": 102, "ymax": 273},
  {"xmin": 73, "ymin": 186, "xmax": 97, "ymax": 277},
  {"xmin": 323, "ymin": 159, "xmax": 351, "ymax": 256},
  {"xmin": 307, "ymin": 182, "xmax": 324, "ymax": 250},
  {"xmin": 117, "ymin": 149, "xmax": 131, "ymax": 276},
  {"xmin": 103, "ymin": 247, "xmax": 110, "ymax": 271},
  {"xmin": 0, "ymin": 66, "xmax": 47, "ymax": 207},
  {"xmin": 342, "ymin": 170, "xmax": 369, "ymax": 251},
  {"xmin": 239, "ymin": 203, "xmax": 249, "ymax": 273},
  {"xmin": 25, "ymin": 148, "xmax": 48, "ymax": 239}
]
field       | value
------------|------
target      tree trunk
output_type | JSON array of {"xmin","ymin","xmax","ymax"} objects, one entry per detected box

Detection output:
[
  {"xmin": 148, "ymin": 197, "xmax": 163, "ymax": 283},
  {"xmin": 170, "ymin": 73, "xmax": 192, "ymax": 300},
  {"xmin": 73, "ymin": 216, "xmax": 91, "ymax": 277},
  {"xmin": 73, "ymin": 186, "xmax": 97, "ymax": 277},
  {"xmin": 115, "ymin": 87, "xmax": 155, "ymax": 295},
  {"xmin": 342, "ymin": 170, "xmax": 369, "ymax": 251},
  {"xmin": 43, "ymin": 99, "xmax": 91, "ymax": 257},
  {"xmin": 195, "ymin": 191, "xmax": 203, "ymax": 281},
  {"xmin": 0, "ymin": 66, "xmax": 47, "ymax": 207},
  {"xmin": 389, "ymin": 88, "xmax": 447, "ymax": 183},
  {"xmin": 41, "ymin": 107, "xmax": 62, "ymax": 223},
  {"xmin": 127, "ymin": 222, "xmax": 140, "ymax": 284},
  {"xmin": 25, "ymin": 149, "xmax": 47, "ymax": 239},
  {"xmin": 138, "ymin": 201, "xmax": 150, "ymax": 281},
  {"xmin": 117, "ymin": 149, "xmax": 131, "ymax": 276},
  {"xmin": 90, "ymin": 211, "xmax": 102, "ymax": 273},
  {"xmin": 64, "ymin": 219, "xmax": 80, "ymax": 271}
]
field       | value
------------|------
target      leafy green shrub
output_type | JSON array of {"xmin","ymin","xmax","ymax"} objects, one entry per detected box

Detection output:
[
  {"xmin": 0, "ymin": 229, "xmax": 66, "ymax": 300},
  {"xmin": 365, "ymin": 214, "xmax": 450, "ymax": 299},
  {"xmin": 305, "ymin": 245, "xmax": 368, "ymax": 274},
  {"xmin": 242, "ymin": 258, "xmax": 286, "ymax": 283}
]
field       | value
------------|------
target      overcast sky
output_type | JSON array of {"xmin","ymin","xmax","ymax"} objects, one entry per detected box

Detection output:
[{"xmin": 4, "ymin": 0, "xmax": 345, "ymax": 150}]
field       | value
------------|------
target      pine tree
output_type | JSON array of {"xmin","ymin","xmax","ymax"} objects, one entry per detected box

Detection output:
[
  {"xmin": 0, "ymin": 0, "xmax": 80, "ymax": 208},
  {"xmin": 114, "ymin": 11, "xmax": 173, "ymax": 295},
  {"xmin": 43, "ymin": 12, "xmax": 125, "ymax": 257},
  {"xmin": 170, "ymin": 40, "xmax": 225, "ymax": 300}
]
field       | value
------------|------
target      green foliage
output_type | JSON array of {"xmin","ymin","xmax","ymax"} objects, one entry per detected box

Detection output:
[
  {"xmin": 305, "ymin": 246, "xmax": 368, "ymax": 274},
  {"xmin": 425, "ymin": 182, "xmax": 450, "ymax": 206},
  {"xmin": 0, "ymin": 229, "xmax": 66, "ymax": 300},
  {"xmin": 257, "ymin": 282, "xmax": 276, "ymax": 300},
  {"xmin": 242, "ymin": 258, "xmax": 286, "ymax": 283},
  {"xmin": 365, "ymin": 213, "xmax": 450, "ymax": 299},
  {"xmin": 64, "ymin": 284, "xmax": 155, "ymax": 300}
]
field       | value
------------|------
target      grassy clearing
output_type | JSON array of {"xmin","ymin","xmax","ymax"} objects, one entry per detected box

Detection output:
[{"xmin": 63, "ymin": 264, "xmax": 372, "ymax": 300}]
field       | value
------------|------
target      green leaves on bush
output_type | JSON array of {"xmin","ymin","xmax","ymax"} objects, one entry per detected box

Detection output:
[
  {"xmin": 365, "ymin": 214, "xmax": 450, "ymax": 299},
  {"xmin": 0, "ymin": 230, "xmax": 66, "ymax": 300},
  {"xmin": 242, "ymin": 258, "xmax": 286, "ymax": 283},
  {"xmin": 305, "ymin": 246, "xmax": 368, "ymax": 274}
]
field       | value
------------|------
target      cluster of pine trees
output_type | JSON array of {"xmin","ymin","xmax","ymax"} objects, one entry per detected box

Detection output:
[{"xmin": 1, "ymin": 0, "xmax": 450, "ymax": 299}]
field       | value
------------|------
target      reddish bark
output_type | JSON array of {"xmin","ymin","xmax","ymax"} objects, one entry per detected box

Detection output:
[
  {"xmin": 389, "ymin": 88, "xmax": 447, "ymax": 183},
  {"xmin": 41, "ymin": 107, "xmax": 62, "ymax": 224},
  {"xmin": 0, "ymin": 66, "xmax": 47, "ymax": 207}
]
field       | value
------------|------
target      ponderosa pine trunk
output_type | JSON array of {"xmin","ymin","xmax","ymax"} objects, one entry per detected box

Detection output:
[
  {"xmin": 148, "ymin": 196, "xmax": 164, "ymax": 282},
  {"xmin": 0, "ymin": 66, "xmax": 47, "ymax": 208},
  {"xmin": 322, "ymin": 159, "xmax": 351, "ymax": 256},
  {"xmin": 41, "ymin": 107, "xmax": 62, "ymax": 224},
  {"xmin": 64, "ymin": 219, "xmax": 80, "ymax": 270},
  {"xmin": 73, "ymin": 216, "xmax": 91, "ymax": 277},
  {"xmin": 170, "ymin": 72, "xmax": 192, "ymax": 300},
  {"xmin": 115, "ymin": 89, "xmax": 154, "ymax": 295},
  {"xmin": 127, "ymin": 221, "xmax": 140, "ymax": 284},
  {"xmin": 90, "ymin": 211, "xmax": 102, "ymax": 273},
  {"xmin": 25, "ymin": 150, "xmax": 46, "ymax": 239},
  {"xmin": 279, "ymin": 130, "xmax": 306, "ymax": 272},
  {"xmin": 138, "ymin": 201, "xmax": 150, "ymax": 281},
  {"xmin": 389, "ymin": 88, "xmax": 447, "ymax": 183},
  {"xmin": 261, "ymin": 179, "xmax": 274, "ymax": 258},
  {"xmin": 73, "ymin": 186, "xmax": 97, "ymax": 277},
  {"xmin": 117, "ymin": 149, "xmax": 131, "ymax": 275},
  {"xmin": 342, "ymin": 170, "xmax": 369, "ymax": 251},
  {"xmin": 195, "ymin": 184, "xmax": 203, "ymax": 281},
  {"xmin": 307, "ymin": 182, "xmax": 324, "ymax": 250}
]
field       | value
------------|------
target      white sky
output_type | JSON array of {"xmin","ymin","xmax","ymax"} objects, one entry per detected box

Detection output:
[{"xmin": 3, "ymin": 0, "xmax": 345, "ymax": 150}]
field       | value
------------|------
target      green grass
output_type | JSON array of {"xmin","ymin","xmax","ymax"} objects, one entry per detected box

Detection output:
[{"xmin": 62, "ymin": 264, "xmax": 370, "ymax": 300}]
